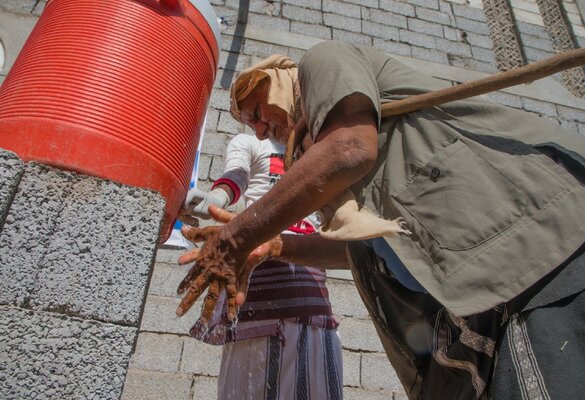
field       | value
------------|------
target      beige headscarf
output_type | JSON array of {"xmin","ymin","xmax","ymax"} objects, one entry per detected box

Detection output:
[{"xmin": 230, "ymin": 54, "xmax": 298, "ymax": 123}]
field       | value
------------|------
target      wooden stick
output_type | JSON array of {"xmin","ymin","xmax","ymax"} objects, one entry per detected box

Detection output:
[{"xmin": 381, "ymin": 47, "xmax": 585, "ymax": 117}]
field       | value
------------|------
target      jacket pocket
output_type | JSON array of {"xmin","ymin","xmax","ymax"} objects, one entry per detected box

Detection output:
[{"xmin": 391, "ymin": 138, "xmax": 527, "ymax": 250}]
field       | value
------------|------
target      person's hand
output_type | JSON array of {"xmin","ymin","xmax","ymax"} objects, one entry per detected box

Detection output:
[
  {"xmin": 176, "ymin": 204, "xmax": 283, "ymax": 323},
  {"xmin": 179, "ymin": 187, "xmax": 231, "ymax": 225}
]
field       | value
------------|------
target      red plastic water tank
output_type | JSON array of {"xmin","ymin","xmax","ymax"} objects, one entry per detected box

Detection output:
[{"xmin": 0, "ymin": 0, "xmax": 220, "ymax": 242}]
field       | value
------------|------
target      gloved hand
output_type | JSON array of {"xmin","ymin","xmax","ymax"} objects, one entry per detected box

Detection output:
[{"xmin": 182, "ymin": 188, "xmax": 231, "ymax": 220}]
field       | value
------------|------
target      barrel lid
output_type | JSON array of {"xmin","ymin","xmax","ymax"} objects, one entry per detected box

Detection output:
[{"xmin": 186, "ymin": 0, "xmax": 221, "ymax": 57}]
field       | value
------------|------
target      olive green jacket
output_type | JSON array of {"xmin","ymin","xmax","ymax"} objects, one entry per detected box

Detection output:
[{"xmin": 300, "ymin": 41, "xmax": 585, "ymax": 317}]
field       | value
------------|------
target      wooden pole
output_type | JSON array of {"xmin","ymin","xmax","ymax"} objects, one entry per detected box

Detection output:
[{"xmin": 381, "ymin": 47, "xmax": 585, "ymax": 117}]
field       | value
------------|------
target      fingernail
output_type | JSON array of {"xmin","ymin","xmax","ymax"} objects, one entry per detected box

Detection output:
[{"xmin": 176, "ymin": 307, "xmax": 184, "ymax": 316}]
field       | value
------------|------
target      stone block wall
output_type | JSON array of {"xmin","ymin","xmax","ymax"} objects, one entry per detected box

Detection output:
[{"xmin": 0, "ymin": 149, "xmax": 164, "ymax": 399}]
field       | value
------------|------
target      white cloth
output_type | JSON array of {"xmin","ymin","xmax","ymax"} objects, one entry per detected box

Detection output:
[{"xmin": 218, "ymin": 321, "xmax": 343, "ymax": 400}]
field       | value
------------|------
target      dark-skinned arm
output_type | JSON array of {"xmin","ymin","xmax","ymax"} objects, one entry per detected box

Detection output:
[
  {"xmin": 177, "ymin": 94, "xmax": 378, "ymax": 318},
  {"xmin": 276, "ymin": 234, "xmax": 350, "ymax": 269}
]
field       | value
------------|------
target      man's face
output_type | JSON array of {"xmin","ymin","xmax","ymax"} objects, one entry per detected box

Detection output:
[{"xmin": 238, "ymin": 80, "xmax": 292, "ymax": 144}]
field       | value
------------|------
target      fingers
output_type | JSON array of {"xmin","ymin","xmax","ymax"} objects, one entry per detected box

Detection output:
[
  {"xmin": 177, "ymin": 249, "xmax": 200, "ymax": 265},
  {"xmin": 176, "ymin": 274, "xmax": 210, "ymax": 316},
  {"xmin": 208, "ymin": 204, "xmax": 235, "ymax": 223},
  {"xmin": 200, "ymin": 280, "xmax": 223, "ymax": 324},
  {"xmin": 177, "ymin": 263, "xmax": 201, "ymax": 295},
  {"xmin": 225, "ymin": 282, "xmax": 238, "ymax": 320},
  {"xmin": 177, "ymin": 214, "xmax": 200, "ymax": 227},
  {"xmin": 181, "ymin": 225, "xmax": 218, "ymax": 243}
]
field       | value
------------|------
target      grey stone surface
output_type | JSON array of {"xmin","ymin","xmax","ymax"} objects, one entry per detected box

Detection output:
[
  {"xmin": 191, "ymin": 376, "xmax": 218, "ymax": 399},
  {"xmin": 399, "ymin": 29, "xmax": 435, "ymax": 49},
  {"xmin": 328, "ymin": 280, "xmax": 370, "ymax": 319},
  {"xmin": 0, "ymin": 306, "xmax": 135, "ymax": 400},
  {"xmin": 0, "ymin": 0, "xmax": 36, "ymax": 14},
  {"xmin": 342, "ymin": 350, "xmax": 361, "ymax": 387},
  {"xmin": 362, "ymin": 21, "xmax": 400, "ymax": 41},
  {"xmin": 363, "ymin": 8, "xmax": 408, "ymax": 29},
  {"xmin": 379, "ymin": 0, "xmax": 415, "ymax": 17},
  {"xmin": 29, "ymin": 171, "xmax": 164, "ymax": 326},
  {"xmin": 323, "ymin": 0, "xmax": 361, "ymax": 18},
  {"xmin": 283, "ymin": 4, "xmax": 323, "ymax": 24},
  {"xmin": 332, "ymin": 29, "xmax": 373, "ymax": 46},
  {"xmin": 373, "ymin": 38, "xmax": 412, "ymax": 57},
  {"xmin": 218, "ymin": 110, "xmax": 245, "ymax": 133},
  {"xmin": 416, "ymin": 6, "xmax": 452, "ymax": 25},
  {"xmin": 291, "ymin": 21, "xmax": 332, "ymax": 40},
  {"xmin": 209, "ymin": 156, "xmax": 226, "ymax": 181},
  {"xmin": 197, "ymin": 154, "xmax": 212, "ymax": 181},
  {"xmin": 324, "ymin": 12, "xmax": 363, "ymax": 33},
  {"xmin": 180, "ymin": 336, "xmax": 222, "ymax": 376},
  {"xmin": 129, "ymin": 332, "xmax": 184, "ymax": 372},
  {"xmin": 412, "ymin": 46, "xmax": 449, "ymax": 64},
  {"xmin": 0, "ymin": 149, "xmax": 23, "ymax": 228},
  {"xmin": 122, "ymin": 369, "xmax": 192, "ymax": 400},
  {"xmin": 140, "ymin": 294, "xmax": 205, "ymax": 335},
  {"xmin": 408, "ymin": 17, "xmax": 444, "ymax": 38},
  {"xmin": 522, "ymin": 98, "xmax": 558, "ymax": 118},
  {"xmin": 361, "ymin": 352, "xmax": 403, "ymax": 390},
  {"xmin": 149, "ymin": 262, "xmax": 193, "ymax": 298},
  {"xmin": 0, "ymin": 163, "xmax": 73, "ymax": 307},
  {"xmin": 283, "ymin": 0, "xmax": 322, "ymax": 11},
  {"xmin": 344, "ymin": 387, "xmax": 398, "ymax": 400},
  {"xmin": 338, "ymin": 317, "xmax": 385, "ymax": 352}
]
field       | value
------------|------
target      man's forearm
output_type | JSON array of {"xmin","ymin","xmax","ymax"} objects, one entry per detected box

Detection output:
[{"xmin": 276, "ymin": 234, "xmax": 350, "ymax": 269}]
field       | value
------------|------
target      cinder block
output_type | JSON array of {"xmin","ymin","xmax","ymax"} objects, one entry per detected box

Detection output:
[
  {"xmin": 332, "ymin": 29, "xmax": 373, "ymax": 46},
  {"xmin": 201, "ymin": 131, "xmax": 232, "ymax": 156},
  {"xmin": 249, "ymin": 0, "xmax": 282, "ymax": 15},
  {"xmin": 208, "ymin": 88, "xmax": 231, "ymax": 111},
  {"xmin": 416, "ymin": 6, "xmax": 452, "ymax": 25},
  {"xmin": 522, "ymin": 98, "xmax": 558, "ymax": 118},
  {"xmin": 282, "ymin": 4, "xmax": 323, "ymax": 24},
  {"xmin": 363, "ymin": 21, "xmax": 400, "ymax": 41},
  {"xmin": 327, "ymin": 280, "xmax": 370, "ymax": 319},
  {"xmin": 180, "ymin": 336, "xmax": 223, "ymax": 376},
  {"xmin": 343, "ymin": 387, "xmax": 397, "ymax": 400},
  {"xmin": 454, "ymin": 16, "xmax": 490, "ymax": 35},
  {"xmin": 30, "ymin": 170, "xmax": 164, "ymax": 326},
  {"xmin": 484, "ymin": 91, "xmax": 523, "ymax": 109},
  {"xmin": 323, "ymin": 0, "xmax": 361, "ymax": 18},
  {"xmin": 149, "ymin": 259, "xmax": 192, "ymax": 299},
  {"xmin": 470, "ymin": 46, "xmax": 495, "ymax": 63},
  {"xmin": 291, "ymin": 21, "xmax": 332, "ymax": 40},
  {"xmin": 248, "ymin": 13, "xmax": 291, "ymax": 32},
  {"xmin": 363, "ymin": 8, "xmax": 408, "ymax": 29},
  {"xmin": 523, "ymin": 46, "xmax": 554, "ymax": 63},
  {"xmin": 407, "ymin": 18, "xmax": 444, "ymax": 38},
  {"xmin": 373, "ymin": 38, "xmax": 412, "ymax": 57},
  {"xmin": 122, "ymin": 369, "xmax": 192, "ymax": 400},
  {"xmin": 0, "ymin": 306, "xmax": 136, "ymax": 400},
  {"xmin": 399, "ymin": 29, "xmax": 435, "ymax": 49},
  {"xmin": 0, "ymin": 0, "xmax": 37, "ymax": 14},
  {"xmin": 140, "ymin": 294, "xmax": 205, "ymax": 335},
  {"xmin": 0, "ymin": 149, "xmax": 24, "ymax": 228},
  {"xmin": 218, "ymin": 110, "xmax": 245, "ymax": 134},
  {"xmin": 209, "ymin": 156, "xmax": 226, "ymax": 181},
  {"xmin": 558, "ymin": 105, "xmax": 585, "ymax": 124},
  {"xmin": 324, "ymin": 12, "xmax": 362, "ymax": 33},
  {"xmin": 0, "ymin": 163, "xmax": 72, "ymax": 306},
  {"xmin": 345, "ymin": 0, "xmax": 378, "ymax": 7},
  {"xmin": 409, "ymin": 0, "xmax": 438, "ymax": 10},
  {"xmin": 412, "ymin": 46, "xmax": 449, "ymax": 64},
  {"xmin": 360, "ymin": 352, "xmax": 403, "ymax": 390},
  {"xmin": 451, "ymin": 3, "xmax": 486, "ymax": 21},
  {"xmin": 342, "ymin": 349, "xmax": 361, "ymax": 387},
  {"xmin": 516, "ymin": 21, "xmax": 549, "ymax": 39},
  {"xmin": 32, "ymin": 0, "xmax": 46, "ymax": 16},
  {"xmin": 379, "ymin": 0, "xmax": 415, "ymax": 17},
  {"xmin": 463, "ymin": 31, "xmax": 492, "ymax": 49},
  {"xmin": 197, "ymin": 154, "xmax": 212, "ymax": 181},
  {"xmin": 243, "ymin": 39, "xmax": 291, "ymax": 59},
  {"xmin": 129, "ymin": 332, "xmax": 184, "ymax": 372},
  {"xmin": 192, "ymin": 376, "xmax": 218, "ymax": 399},
  {"xmin": 338, "ymin": 317, "xmax": 385, "ymax": 352},
  {"xmin": 436, "ymin": 37, "xmax": 472, "ymax": 57},
  {"xmin": 282, "ymin": 0, "xmax": 322, "ymax": 11}
]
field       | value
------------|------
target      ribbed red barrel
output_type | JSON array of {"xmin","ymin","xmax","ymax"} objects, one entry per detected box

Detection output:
[{"xmin": 0, "ymin": 0, "xmax": 219, "ymax": 241}]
